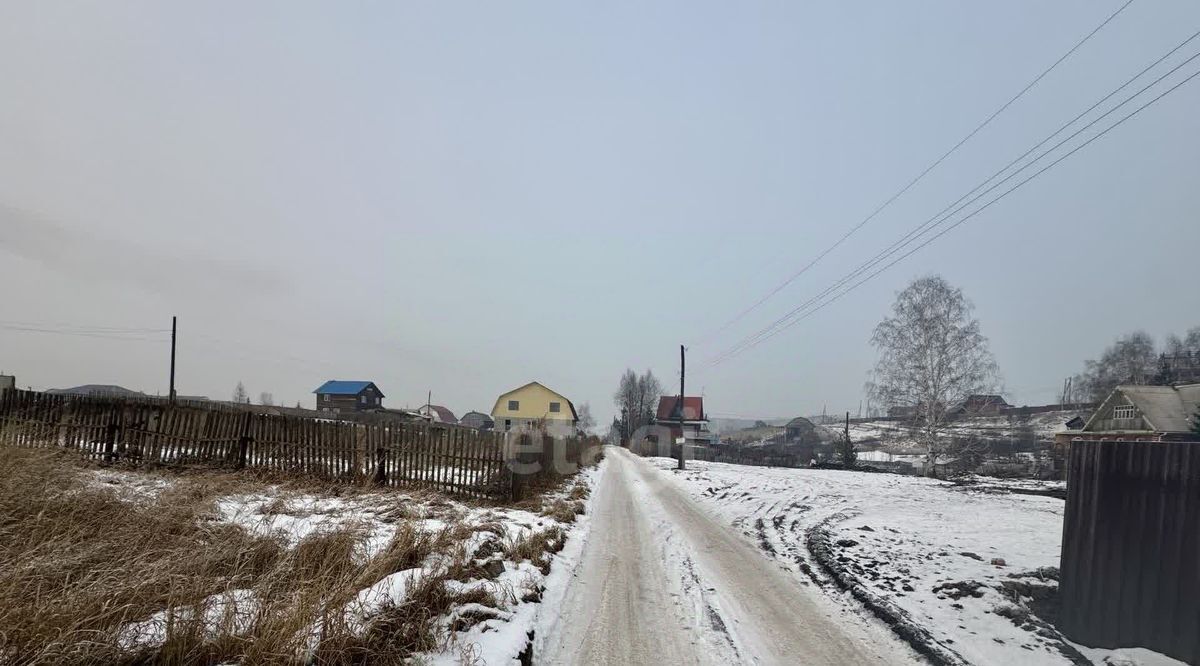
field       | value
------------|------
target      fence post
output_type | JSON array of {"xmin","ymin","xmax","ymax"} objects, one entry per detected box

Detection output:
[
  {"xmin": 103, "ymin": 408, "xmax": 121, "ymax": 463},
  {"xmin": 373, "ymin": 426, "xmax": 388, "ymax": 486},
  {"xmin": 237, "ymin": 411, "xmax": 253, "ymax": 469},
  {"xmin": 508, "ymin": 433, "xmax": 524, "ymax": 502}
]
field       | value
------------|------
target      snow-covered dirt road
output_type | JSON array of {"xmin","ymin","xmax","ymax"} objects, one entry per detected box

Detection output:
[
  {"xmin": 638, "ymin": 456, "xmax": 1185, "ymax": 666},
  {"xmin": 536, "ymin": 446, "xmax": 917, "ymax": 665}
]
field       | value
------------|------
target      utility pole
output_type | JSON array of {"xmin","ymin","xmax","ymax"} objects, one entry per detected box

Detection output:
[
  {"xmin": 169, "ymin": 316, "xmax": 177, "ymax": 404},
  {"xmin": 678, "ymin": 344, "xmax": 686, "ymax": 471},
  {"xmin": 427, "ymin": 390, "xmax": 432, "ymax": 421}
]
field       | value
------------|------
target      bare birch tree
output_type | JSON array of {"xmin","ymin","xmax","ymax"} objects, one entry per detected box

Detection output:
[
  {"xmin": 576, "ymin": 402, "xmax": 596, "ymax": 434},
  {"xmin": 867, "ymin": 276, "xmax": 1000, "ymax": 475}
]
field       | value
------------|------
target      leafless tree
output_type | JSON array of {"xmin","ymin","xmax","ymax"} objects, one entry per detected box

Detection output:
[
  {"xmin": 1165, "ymin": 334, "xmax": 1186, "ymax": 356},
  {"xmin": 1073, "ymin": 331, "xmax": 1157, "ymax": 402},
  {"xmin": 232, "ymin": 381, "xmax": 248, "ymax": 404},
  {"xmin": 613, "ymin": 369, "xmax": 664, "ymax": 441},
  {"xmin": 614, "ymin": 369, "xmax": 638, "ymax": 441},
  {"xmin": 636, "ymin": 371, "xmax": 663, "ymax": 425},
  {"xmin": 576, "ymin": 402, "xmax": 596, "ymax": 434},
  {"xmin": 867, "ymin": 276, "xmax": 1001, "ymax": 476},
  {"xmin": 258, "ymin": 392, "xmax": 274, "ymax": 406},
  {"xmin": 1164, "ymin": 326, "xmax": 1200, "ymax": 355}
]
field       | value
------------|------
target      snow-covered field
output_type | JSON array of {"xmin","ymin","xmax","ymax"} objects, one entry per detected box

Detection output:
[
  {"xmin": 644, "ymin": 457, "xmax": 1182, "ymax": 666},
  {"xmin": 845, "ymin": 411, "xmax": 1089, "ymax": 453},
  {"xmin": 87, "ymin": 464, "xmax": 601, "ymax": 665}
]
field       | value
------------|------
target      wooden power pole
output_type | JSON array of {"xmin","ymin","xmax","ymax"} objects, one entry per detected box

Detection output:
[
  {"xmin": 678, "ymin": 344, "xmax": 686, "ymax": 471},
  {"xmin": 169, "ymin": 316, "xmax": 177, "ymax": 404}
]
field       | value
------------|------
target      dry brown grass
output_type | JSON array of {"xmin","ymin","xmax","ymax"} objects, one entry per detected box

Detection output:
[
  {"xmin": 0, "ymin": 447, "xmax": 502, "ymax": 665},
  {"xmin": 504, "ymin": 526, "xmax": 567, "ymax": 575},
  {"xmin": 540, "ymin": 497, "xmax": 586, "ymax": 524}
]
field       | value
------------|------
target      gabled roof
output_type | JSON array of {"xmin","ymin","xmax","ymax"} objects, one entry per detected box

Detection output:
[
  {"xmin": 459, "ymin": 411, "xmax": 495, "ymax": 429},
  {"xmin": 1085, "ymin": 384, "xmax": 1200, "ymax": 433},
  {"xmin": 657, "ymin": 396, "xmax": 705, "ymax": 422},
  {"xmin": 492, "ymin": 381, "xmax": 578, "ymax": 420},
  {"xmin": 420, "ymin": 404, "xmax": 458, "ymax": 424},
  {"xmin": 312, "ymin": 380, "xmax": 384, "ymax": 397},
  {"xmin": 47, "ymin": 384, "xmax": 145, "ymax": 398}
]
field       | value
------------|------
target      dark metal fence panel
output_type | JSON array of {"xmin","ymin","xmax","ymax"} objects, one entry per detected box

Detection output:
[{"xmin": 1060, "ymin": 439, "xmax": 1200, "ymax": 664}]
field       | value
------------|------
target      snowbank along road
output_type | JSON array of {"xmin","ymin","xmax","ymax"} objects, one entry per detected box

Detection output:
[{"xmin": 536, "ymin": 446, "xmax": 918, "ymax": 665}]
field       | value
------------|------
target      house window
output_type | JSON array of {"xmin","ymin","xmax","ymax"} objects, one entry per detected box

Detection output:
[
  {"xmin": 505, "ymin": 419, "xmax": 512, "ymax": 431},
  {"xmin": 549, "ymin": 402, "xmax": 561, "ymax": 413},
  {"xmin": 360, "ymin": 395, "xmax": 367, "ymax": 404},
  {"xmin": 508, "ymin": 400, "xmax": 519, "ymax": 411},
  {"xmin": 324, "ymin": 394, "xmax": 330, "ymax": 402},
  {"xmin": 1113, "ymin": 405, "xmax": 1136, "ymax": 420}
]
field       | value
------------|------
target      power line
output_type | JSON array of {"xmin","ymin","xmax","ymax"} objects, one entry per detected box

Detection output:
[
  {"xmin": 707, "ymin": 39, "xmax": 1200, "ymax": 367},
  {"xmin": 707, "ymin": 57, "xmax": 1200, "ymax": 367},
  {"xmin": 695, "ymin": 0, "xmax": 1135, "ymax": 345},
  {"xmin": 0, "ymin": 324, "xmax": 169, "ymax": 342},
  {"xmin": 0, "ymin": 319, "xmax": 169, "ymax": 333}
]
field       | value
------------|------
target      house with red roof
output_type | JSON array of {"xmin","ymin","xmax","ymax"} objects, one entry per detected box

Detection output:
[
  {"xmin": 652, "ymin": 395, "xmax": 713, "ymax": 446},
  {"xmin": 419, "ymin": 404, "xmax": 459, "ymax": 425}
]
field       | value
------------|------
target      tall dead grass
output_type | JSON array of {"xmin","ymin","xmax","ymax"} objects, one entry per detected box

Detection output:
[{"xmin": 0, "ymin": 448, "xmax": 495, "ymax": 665}]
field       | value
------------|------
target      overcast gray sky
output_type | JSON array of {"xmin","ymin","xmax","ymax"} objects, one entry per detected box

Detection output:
[{"xmin": 2, "ymin": 1, "xmax": 1198, "ymax": 425}]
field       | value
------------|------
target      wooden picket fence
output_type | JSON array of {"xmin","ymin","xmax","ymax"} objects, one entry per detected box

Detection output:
[
  {"xmin": 0, "ymin": 389, "xmax": 516, "ymax": 499},
  {"xmin": 508, "ymin": 432, "xmax": 603, "ymax": 500}
]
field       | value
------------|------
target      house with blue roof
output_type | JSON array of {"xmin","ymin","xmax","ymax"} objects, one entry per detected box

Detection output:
[{"xmin": 313, "ymin": 380, "xmax": 385, "ymax": 413}]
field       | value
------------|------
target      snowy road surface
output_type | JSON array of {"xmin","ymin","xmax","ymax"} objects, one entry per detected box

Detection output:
[{"xmin": 536, "ymin": 447, "xmax": 915, "ymax": 665}]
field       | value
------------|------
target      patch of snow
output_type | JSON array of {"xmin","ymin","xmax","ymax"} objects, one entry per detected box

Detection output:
[
  {"xmin": 119, "ymin": 589, "xmax": 259, "ymax": 649},
  {"xmin": 640, "ymin": 456, "xmax": 1166, "ymax": 666},
  {"xmin": 86, "ymin": 469, "xmax": 174, "ymax": 500}
]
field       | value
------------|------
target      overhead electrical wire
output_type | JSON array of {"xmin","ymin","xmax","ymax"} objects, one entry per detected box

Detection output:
[
  {"xmin": 707, "ymin": 36, "xmax": 1200, "ymax": 367},
  {"xmin": 696, "ymin": 0, "xmax": 1136, "ymax": 345},
  {"xmin": 0, "ymin": 322, "xmax": 170, "ymax": 342},
  {"xmin": 708, "ymin": 53, "xmax": 1200, "ymax": 367},
  {"xmin": 705, "ymin": 50, "xmax": 1200, "ymax": 368}
]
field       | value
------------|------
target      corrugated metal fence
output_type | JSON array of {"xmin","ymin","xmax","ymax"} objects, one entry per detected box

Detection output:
[
  {"xmin": 1060, "ymin": 439, "xmax": 1200, "ymax": 664},
  {"xmin": 0, "ymin": 389, "xmax": 601, "ymax": 500}
]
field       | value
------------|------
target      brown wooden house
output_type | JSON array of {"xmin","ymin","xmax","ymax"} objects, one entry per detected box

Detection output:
[
  {"xmin": 1054, "ymin": 384, "xmax": 1200, "ymax": 460},
  {"xmin": 313, "ymin": 380, "xmax": 384, "ymax": 413}
]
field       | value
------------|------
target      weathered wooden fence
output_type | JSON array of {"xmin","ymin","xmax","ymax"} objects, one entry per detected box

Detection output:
[
  {"xmin": 0, "ymin": 389, "xmax": 528, "ymax": 499},
  {"xmin": 1060, "ymin": 439, "xmax": 1200, "ymax": 664},
  {"xmin": 508, "ymin": 432, "xmax": 603, "ymax": 501}
]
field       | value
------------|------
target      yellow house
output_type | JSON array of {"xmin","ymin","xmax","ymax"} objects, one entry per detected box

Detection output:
[{"xmin": 491, "ymin": 381, "xmax": 578, "ymax": 437}]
